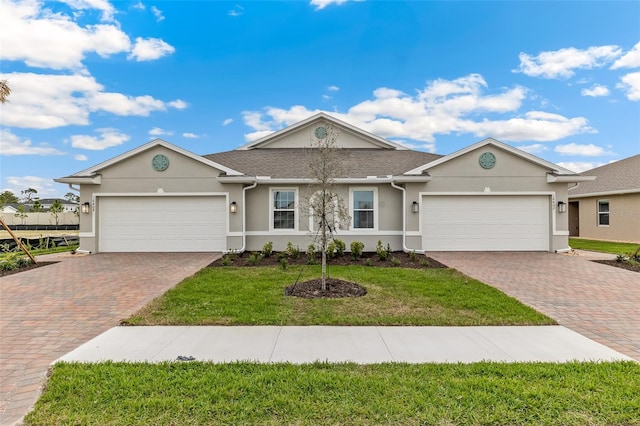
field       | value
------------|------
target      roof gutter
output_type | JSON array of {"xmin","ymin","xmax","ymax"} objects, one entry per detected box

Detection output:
[
  {"xmin": 217, "ymin": 176, "xmax": 432, "ymax": 184},
  {"xmin": 546, "ymin": 174, "xmax": 596, "ymax": 183},
  {"xmin": 568, "ymin": 188, "xmax": 640, "ymax": 199},
  {"xmin": 54, "ymin": 175, "xmax": 102, "ymax": 185}
]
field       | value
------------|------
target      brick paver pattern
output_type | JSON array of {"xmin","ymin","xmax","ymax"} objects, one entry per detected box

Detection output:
[
  {"xmin": 0, "ymin": 252, "xmax": 218, "ymax": 426},
  {"xmin": 429, "ymin": 252, "xmax": 640, "ymax": 361}
]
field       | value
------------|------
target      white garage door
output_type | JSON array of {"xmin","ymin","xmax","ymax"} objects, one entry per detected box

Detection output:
[
  {"xmin": 99, "ymin": 196, "xmax": 227, "ymax": 252},
  {"xmin": 422, "ymin": 195, "xmax": 549, "ymax": 251}
]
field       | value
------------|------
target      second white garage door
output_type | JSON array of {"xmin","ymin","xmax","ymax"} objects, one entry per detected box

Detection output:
[
  {"xmin": 422, "ymin": 195, "xmax": 549, "ymax": 251},
  {"xmin": 99, "ymin": 196, "xmax": 227, "ymax": 252}
]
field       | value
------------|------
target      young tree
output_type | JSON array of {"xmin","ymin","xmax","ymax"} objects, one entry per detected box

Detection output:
[
  {"xmin": 0, "ymin": 79, "xmax": 10, "ymax": 104},
  {"xmin": 305, "ymin": 124, "xmax": 350, "ymax": 290},
  {"xmin": 64, "ymin": 192, "xmax": 80, "ymax": 204},
  {"xmin": 30, "ymin": 199, "xmax": 44, "ymax": 212},
  {"xmin": 49, "ymin": 199, "xmax": 64, "ymax": 225},
  {"xmin": 14, "ymin": 205, "xmax": 27, "ymax": 225}
]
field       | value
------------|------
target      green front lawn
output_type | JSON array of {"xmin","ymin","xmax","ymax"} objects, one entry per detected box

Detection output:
[
  {"xmin": 569, "ymin": 238, "xmax": 639, "ymax": 255},
  {"xmin": 25, "ymin": 361, "xmax": 640, "ymax": 426},
  {"xmin": 125, "ymin": 266, "xmax": 554, "ymax": 326}
]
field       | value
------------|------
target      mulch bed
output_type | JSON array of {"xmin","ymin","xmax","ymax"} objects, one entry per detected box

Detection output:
[
  {"xmin": 592, "ymin": 259, "xmax": 640, "ymax": 273},
  {"xmin": 285, "ymin": 278, "xmax": 367, "ymax": 298},
  {"xmin": 0, "ymin": 261, "xmax": 58, "ymax": 278},
  {"xmin": 209, "ymin": 251, "xmax": 448, "ymax": 270},
  {"xmin": 210, "ymin": 251, "xmax": 448, "ymax": 299}
]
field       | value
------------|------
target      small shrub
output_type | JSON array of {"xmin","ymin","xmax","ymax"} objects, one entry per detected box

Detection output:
[
  {"xmin": 391, "ymin": 257, "xmax": 401, "ymax": 267},
  {"xmin": 279, "ymin": 257, "xmax": 288, "ymax": 271},
  {"xmin": 376, "ymin": 240, "xmax": 389, "ymax": 261},
  {"xmin": 409, "ymin": 250, "xmax": 417, "ymax": 261},
  {"xmin": 277, "ymin": 252, "xmax": 287, "ymax": 261},
  {"xmin": 364, "ymin": 258, "xmax": 373, "ymax": 267},
  {"xmin": 285, "ymin": 242, "xmax": 300, "ymax": 259},
  {"xmin": 334, "ymin": 239, "xmax": 346, "ymax": 256},
  {"xmin": 351, "ymin": 241, "xmax": 364, "ymax": 260},
  {"xmin": 306, "ymin": 244, "xmax": 317, "ymax": 264},
  {"xmin": 221, "ymin": 255, "xmax": 233, "ymax": 266},
  {"xmin": 0, "ymin": 253, "xmax": 32, "ymax": 271},
  {"xmin": 246, "ymin": 252, "xmax": 262, "ymax": 265},
  {"xmin": 326, "ymin": 241, "xmax": 336, "ymax": 259},
  {"xmin": 615, "ymin": 254, "xmax": 627, "ymax": 263},
  {"xmin": 261, "ymin": 241, "xmax": 273, "ymax": 258},
  {"xmin": 420, "ymin": 259, "xmax": 430, "ymax": 267}
]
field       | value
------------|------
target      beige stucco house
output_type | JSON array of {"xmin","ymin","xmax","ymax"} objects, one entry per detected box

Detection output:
[
  {"xmin": 55, "ymin": 113, "xmax": 594, "ymax": 253},
  {"xmin": 568, "ymin": 154, "xmax": 640, "ymax": 243}
]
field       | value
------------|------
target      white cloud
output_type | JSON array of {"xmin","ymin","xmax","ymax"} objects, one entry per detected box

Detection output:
[
  {"xmin": 151, "ymin": 6, "xmax": 164, "ymax": 22},
  {"xmin": 128, "ymin": 37, "xmax": 175, "ymax": 61},
  {"xmin": 5, "ymin": 176, "xmax": 59, "ymax": 198},
  {"xmin": 70, "ymin": 128, "xmax": 130, "ymax": 150},
  {"xmin": 149, "ymin": 127, "xmax": 172, "ymax": 136},
  {"xmin": 0, "ymin": 129, "xmax": 66, "ymax": 156},
  {"xmin": 0, "ymin": 0, "xmax": 130, "ymax": 72},
  {"xmin": 74, "ymin": 154, "xmax": 88, "ymax": 161},
  {"xmin": 328, "ymin": 85, "xmax": 340, "ymax": 92},
  {"xmin": 515, "ymin": 45, "xmax": 622, "ymax": 79},
  {"xmin": 133, "ymin": 2, "xmax": 145, "ymax": 10},
  {"xmin": 516, "ymin": 144, "xmax": 548, "ymax": 154},
  {"xmin": 60, "ymin": 0, "xmax": 116, "ymax": 22},
  {"xmin": 182, "ymin": 132, "xmax": 199, "ymax": 138},
  {"xmin": 581, "ymin": 84, "xmax": 610, "ymax": 97},
  {"xmin": 556, "ymin": 161, "xmax": 603, "ymax": 173},
  {"xmin": 617, "ymin": 72, "xmax": 640, "ymax": 101},
  {"xmin": 168, "ymin": 100, "xmax": 187, "ymax": 109},
  {"xmin": 228, "ymin": 4, "xmax": 244, "ymax": 16},
  {"xmin": 554, "ymin": 143, "xmax": 614, "ymax": 156},
  {"xmin": 611, "ymin": 41, "xmax": 640, "ymax": 69},
  {"xmin": 243, "ymin": 74, "xmax": 593, "ymax": 144},
  {"xmin": 310, "ymin": 0, "xmax": 353, "ymax": 10},
  {"xmin": 222, "ymin": 118, "xmax": 234, "ymax": 126}
]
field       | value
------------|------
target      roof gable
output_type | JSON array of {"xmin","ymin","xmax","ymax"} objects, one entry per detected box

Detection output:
[
  {"xmin": 404, "ymin": 138, "xmax": 576, "ymax": 175},
  {"xmin": 69, "ymin": 139, "xmax": 243, "ymax": 178},
  {"xmin": 236, "ymin": 112, "xmax": 406, "ymax": 151},
  {"xmin": 569, "ymin": 153, "xmax": 640, "ymax": 197}
]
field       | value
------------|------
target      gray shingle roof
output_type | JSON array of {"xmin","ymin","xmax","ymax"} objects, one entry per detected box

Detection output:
[
  {"xmin": 569, "ymin": 154, "xmax": 640, "ymax": 196},
  {"xmin": 204, "ymin": 149, "xmax": 442, "ymax": 178}
]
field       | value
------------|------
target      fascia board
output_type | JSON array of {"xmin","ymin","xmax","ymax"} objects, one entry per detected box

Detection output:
[
  {"xmin": 547, "ymin": 174, "xmax": 597, "ymax": 183},
  {"xmin": 568, "ymin": 188, "xmax": 640, "ymax": 198}
]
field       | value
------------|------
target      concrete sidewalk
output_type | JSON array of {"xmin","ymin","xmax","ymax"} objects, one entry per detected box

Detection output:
[{"xmin": 58, "ymin": 326, "xmax": 634, "ymax": 364}]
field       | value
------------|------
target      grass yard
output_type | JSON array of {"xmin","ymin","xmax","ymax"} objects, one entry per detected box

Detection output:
[
  {"xmin": 569, "ymin": 238, "xmax": 639, "ymax": 255},
  {"xmin": 25, "ymin": 361, "xmax": 640, "ymax": 426},
  {"xmin": 125, "ymin": 266, "xmax": 554, "ymax": 326}
]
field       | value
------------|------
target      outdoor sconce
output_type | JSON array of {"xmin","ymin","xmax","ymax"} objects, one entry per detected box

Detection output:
[
  {"xmin": 557, "ymin": 201, "xmax": 566, "ymax": 213},
  {"xmin": 412, "ymin": 201, "xmax": 419, "ymax": 213},
  {"xmin": 230, "ymin": 201, "xmax": 237, "ymax": 214},
  {"xmin": 81, "ymin": 202, "xmax": 90, "ymax": 214}
]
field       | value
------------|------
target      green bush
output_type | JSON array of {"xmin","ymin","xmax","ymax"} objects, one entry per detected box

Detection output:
[
  {"xmin": 221, "ymin": 254, "xmax": 233, "ymax": 266},
  {"xmin": 306, "ymin": 244, "xmax": 317, "ymax": 265},
  {"xmin": 285, "ymin": 242, "xmax": 300, "ymax": 259},
  {"xmin": 0, "ymin": 252, "xmax": 32, "ymax": 271},
  {"xmin": 246, "ymin": 252, "xmax": 262, "ymax": 266},
  {"xmin": 279, "ymin": 257, "xmax": 288, "ymax": 271},
  {"xmin": 409, "ymin": 250, "xmax": 417, "ymax": 261},
  {"xmin": 391, "ymin": 257, "xmax": 401, "ymax": 267},
  {"xmin": 261, "ymin": 241, "xmax": 273, "ymax": 258},
  {"xmin": 351, "ymin": 241, "xmax": 364, "ymax": 260},
  {"xmin": 334, "ymin": 239, "xmax": 346, "ymax": 256},
  {"xmin": 376, "ymin": 240, "xmax": 389, "ymax": 261},
  {"xmin": 326, "ymin": 241, "xmax": 336, "ymax": 259}
]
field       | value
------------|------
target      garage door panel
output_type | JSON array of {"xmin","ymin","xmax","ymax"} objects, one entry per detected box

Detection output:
[
  {"xmin": 99, "ymin": 196, "xmax": 226, "ymax": 252},
  {"xmin": 422, "ymin": 196, "xmax": 549, "ymax": 251}
]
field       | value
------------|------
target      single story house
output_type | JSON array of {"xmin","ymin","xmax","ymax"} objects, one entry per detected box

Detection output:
[
  {"xmin": 568, "ymin": 154, "xmax": 640, "ymax": 243},
  {"xmin": 55, "ymin": 113, "xmax": 594, "ymax": 253}
]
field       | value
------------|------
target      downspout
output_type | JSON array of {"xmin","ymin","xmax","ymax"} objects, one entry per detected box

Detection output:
[
  {"xmin": 66, "ymin": 184, "xmax": 92, "ymax": 254},
  {"xmin": 390, "ymin": 181, "xmax": 425, "ymax": 254},
  {"xmin": 227, "ymin": 181, "xmax": 257, "ymax": 254}
]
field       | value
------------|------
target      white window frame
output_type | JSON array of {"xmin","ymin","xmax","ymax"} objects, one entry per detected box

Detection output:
[
  {"xmin": 270, "ymin": 188, "xmax": 298, "ymax": 232},
  {"xmin": 597, "ymin": 199, "xmax": 610, "ymax": 227},
  {"xmin": 349, "ymin": 187, "xmax": 378, "ymax": 231}
]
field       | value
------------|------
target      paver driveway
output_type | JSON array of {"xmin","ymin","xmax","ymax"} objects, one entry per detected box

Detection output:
[
  {"xmin": 428, "ymin": 252, "xmax": 640, "ymax": 361},
  {"xmin": 0, "ymin": 252, "xmax": 219, "ymax": 426}
]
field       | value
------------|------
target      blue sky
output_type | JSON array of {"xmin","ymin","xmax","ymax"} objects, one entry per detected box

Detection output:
[{"xmin": 1, "ymin": 0, "xmax": 639, "ymax": 199}]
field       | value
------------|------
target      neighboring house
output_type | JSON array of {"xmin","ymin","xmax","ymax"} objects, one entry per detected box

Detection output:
[
  {"xmin": 55, "ymin": 113, "xmax": 593, "ymax": 254},
  {"xmin": 1, "ymin": 204, "xmax": 19, "ymax": 213},
  {"xmin": 568, "ymin": 154, "xmax": 640, "ymax": 243},
  {"xmin": 33, "ymin": 198, "xmax": 78, "ymax": 213}
]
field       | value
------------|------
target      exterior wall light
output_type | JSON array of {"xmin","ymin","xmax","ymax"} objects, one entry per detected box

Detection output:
[
  {"xmin": 557, "ymin": 201, "xmax": 566, "ymax": 213},
  {"xmin": 81, "ymin": 202, "xmax": 91, "ymax": 214},
  {"xmin": 230, "ymin": 201, "xmax": 237, "ymax": 214},
  {"xmin": 412, "ymin": 201, "xmax": 419, "ymax": 213}
]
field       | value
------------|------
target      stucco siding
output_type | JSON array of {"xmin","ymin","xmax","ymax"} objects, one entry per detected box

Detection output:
[{"xmin": 573, "ymin": 193, "xmax": 640, "ymax": 242}]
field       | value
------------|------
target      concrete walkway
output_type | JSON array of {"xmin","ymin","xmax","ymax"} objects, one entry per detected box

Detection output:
[{"xmin": 59, "ymin": 325, "xmax": 633, "ymax": 364}]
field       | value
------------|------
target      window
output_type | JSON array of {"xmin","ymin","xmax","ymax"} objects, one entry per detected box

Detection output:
[
  {"xmin": 352, "ymin": 189, "xmax": 375, "ymax": 229},
  {"xmin": 308, "ymin": 191, "xmax": 341, "ymax": 233},
  {"xmin": 598, "ymin": 200, "xmax": 609, "ymax": 226},
  {"xmin": 272, "ymin": 189, "xmax": 296, "ymax": 230}
]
